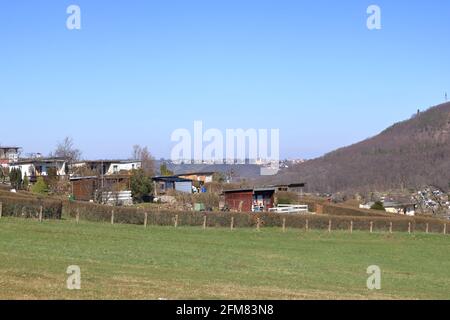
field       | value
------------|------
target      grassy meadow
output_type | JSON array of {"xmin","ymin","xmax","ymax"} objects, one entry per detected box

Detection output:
[{"xmin": 0, "ymin": 217, "xmax": 449, "ymax": 299}]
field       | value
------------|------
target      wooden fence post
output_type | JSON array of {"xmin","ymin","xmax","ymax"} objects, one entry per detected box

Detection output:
[
  {"xmin": 328, "ymin": 220, "xmax": 332, "ymax": 233},
  {"xmin": 350, "ymin": 221, "xmax": 353, "ymax": 234},
  {"xmin": 444, "ymin": 223, "xmax": 447, "ymax": 235},
  {"xmin": 408, "ymin": 222, "xmax": 411, "ymax": 234},
  {"xmin": 370, "ymin": 221, "xmax": 373, "ymax": 233},
  {"xmin": 389, "ymin": 222, "xmax": 393, "ymax": 234},
  {"xmin": 256, "ymin": 218, "xmax": 261, "ymax": 231},
  {"xmin": 39, "ymin": 206, "xmax": 43, "ymax": 222},
  {"xmin": 230, "ymin": 217, "xmax": 234, "ymax": 231},
  {"xmin": 282, "ymin": 218, "xmax": 286, "ymax": 233},
  {"xmin": 76, "ymin": 208, "xmax": 80, "ymax": 224},
  {"xmin": 305, "ymin": 219, "xmax": 309, "ymax": 231},
  {"xmin": 0, "ymin": 202, "xmax": 2, "ymax": 219},
  {"xmin": 425, "ymin": 223, "xmax": 429, "ymax": 234},
  {"xmin": 174, "ymin": 214, "xmax": 178, "ymax": 228},
  {"xmin": 203, "ymin": 215, "xmax": 207, "ymax": 230},
  {"xmin": 144, "ymin": 212, "xmax": 148, "ymax": 228},
  {"xmin": 111, "ymin": 210, "xmax": 115, "ymax": 225}
]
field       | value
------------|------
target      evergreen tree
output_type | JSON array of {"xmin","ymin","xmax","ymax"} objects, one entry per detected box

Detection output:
[
  {"xmin": 9, "ymin": 168, "xmax": 22, "ymax": 189},
  {"xmin": 370, "ymin": 201, "xmax": 385, "ymax": 211},
  {"xmin": 31, "ymin": 177, "xmax": 49, "ymax": 195},
  {"xmin": 130, "ymin": 169, "xmax": 153, "ymax": 202},
  {"xmin": 23, "ymin": 174, "xmax": 29, "ymax": 190}
]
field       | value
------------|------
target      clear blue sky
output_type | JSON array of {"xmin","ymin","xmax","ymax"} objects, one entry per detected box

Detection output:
[{"xmin": 1, "ymin": 0, "xmax": 449, "ymax": 160}]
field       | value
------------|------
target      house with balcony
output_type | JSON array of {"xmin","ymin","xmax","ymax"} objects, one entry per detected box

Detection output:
[
  {"xmin": 0, "ymin": 146, "xmax": 21, "ymax": 168},
  {"xmin": 71, "ymin": 160, "xmax": 141, "ymax": 176},
  {"xmin": 9, "ymin": 157, "xmax": 67, "ymax": 182}
]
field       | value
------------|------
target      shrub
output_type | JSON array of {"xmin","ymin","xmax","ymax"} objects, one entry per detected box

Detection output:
[
  {"xmin": 276, "ymin": 191, "xmax": 299, "ymax": 204},
  {"xmin": 31, "ymin": 177, "xmax": 49, "ymax": 195},
  {"xmin": 130, "ymin": 169, "xmax": 153, "ymax": 202},
  {"xmin": 23, "ymin": 175, "xmax": 29, "ymax": 190},
  {"xmin": 371, "ymin": 201, "xmax": 385, "ymax": 211}
]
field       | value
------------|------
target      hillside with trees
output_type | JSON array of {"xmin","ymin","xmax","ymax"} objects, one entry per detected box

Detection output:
[{"xmin": 269, "ymin": 102, "xmax": 450, "ymax": 193}]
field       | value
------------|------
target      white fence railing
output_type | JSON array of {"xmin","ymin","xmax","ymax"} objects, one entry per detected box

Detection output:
[
  {"xmin": 269, "ymin": 204, "xmax": 310, "ymax": 214},
  {"xmin": 101, "ymin": 191, "xmax": 133, "ymax": 206}
]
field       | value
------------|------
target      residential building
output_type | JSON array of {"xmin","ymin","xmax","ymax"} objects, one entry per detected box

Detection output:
[
  {"xmin": 0, "ymin": 146, "xmax": 21, "ymax": 168},
  {"xmin": 9, "ymin": 157, "xmax": 67, "ymax": 182},
  {"xmin": 71, "ymin": 160, "xmax": 141, "ymax": 176}
]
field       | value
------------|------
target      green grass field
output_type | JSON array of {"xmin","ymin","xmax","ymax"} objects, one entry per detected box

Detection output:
[{"xmin": 0, "ymin": 217, "xmax": 449, "ymax": 300}]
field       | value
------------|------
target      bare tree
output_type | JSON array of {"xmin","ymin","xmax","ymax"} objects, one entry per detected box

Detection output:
[
  {"xmin": 131, "ymin": 145, "xmax": 155, "ymax": 177},
  {"xmin": 132, "ymin": 145, "xmax": 141, "ymax": 161},
  {"xmin": 51, "ymin": 137, "xmax": 82, "ymax": 163}
]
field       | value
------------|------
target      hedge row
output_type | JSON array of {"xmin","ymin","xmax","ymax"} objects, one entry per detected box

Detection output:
[
  {"xmin": 300, "ymin": 198, "xmax": 390, "ymax": 217},
  {"xmin": 63, "ymin": 200, "xmax": 449, "ymax": 234},
  {"xmin": 322, "ymin": 203, "xmax": 390, "ymax": 217},
  {"xmin": 0, "ymin": 196, "xmax": 62, "ymax": 219},
  {"xmin": 2, "ymin": 195, "xmax": 448, "ymax": 234}
]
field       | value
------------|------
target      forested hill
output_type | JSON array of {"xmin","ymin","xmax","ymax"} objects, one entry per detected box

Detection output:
[{"xmin": 270, "ymin": 102, "xmax": 450, "ymax": 193}]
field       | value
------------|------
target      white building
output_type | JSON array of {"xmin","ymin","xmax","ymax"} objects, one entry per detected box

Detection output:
[
  {"xmin": 0, "ymin": 146, "xmax": 21, "ymax": 168},
  {"xmin": 71, "ymin": 160, "xmax": 142, "ymax": 176},
  {"xmin": 9, "ymin": 157, "xmax": 67, "ymax": 181}
]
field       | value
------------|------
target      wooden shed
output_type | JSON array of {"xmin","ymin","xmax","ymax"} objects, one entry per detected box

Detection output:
[{"xmin": 223, "ymin": 187, "xmax": 276, "ymax": 212}]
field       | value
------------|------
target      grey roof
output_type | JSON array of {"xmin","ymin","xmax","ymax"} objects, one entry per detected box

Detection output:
[
  {"xmin": 152, "ymin": 176, "xmax": 193, "ymax": 183},
  {"xmin": 10, "ymin": 157, "xmax": 66, "ymax": 165},
  {"xmin": 74, "ymin": 159, "xmax": 141, "ymax": 164}
]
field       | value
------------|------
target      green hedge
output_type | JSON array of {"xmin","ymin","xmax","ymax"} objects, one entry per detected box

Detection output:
[
  {"xmin": 0, "ymin": 196, "xmax": 62, "ymax": 219},
  {"xmin": 63, "ymin": 200, "xmax": 449, "ymax": 234},
  {"xmin": 301, "ymin": 197, "xmax": 391, "ymax": 217},
  {"xmin": 1, "ymin": 195, "xmax": 447, "ymax": 234}
]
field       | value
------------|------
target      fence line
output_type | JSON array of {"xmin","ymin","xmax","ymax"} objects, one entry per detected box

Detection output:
[
  {"xmin": 1, "ymin": 199, "xmax": 449, "ymax": 236},
  {"xmin": 131, "ymin": 214, "xmax": 449, "ymax": 235}
]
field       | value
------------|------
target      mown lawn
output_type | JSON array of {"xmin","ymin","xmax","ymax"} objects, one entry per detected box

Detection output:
[{"xmin": 0, "ymin": 217, "xmax": 449, "ymax": 299}]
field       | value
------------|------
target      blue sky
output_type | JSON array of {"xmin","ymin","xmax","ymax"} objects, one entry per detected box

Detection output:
[{"xmin": 1, "ymin": 0, "xmax": 449, "ymax": 160}]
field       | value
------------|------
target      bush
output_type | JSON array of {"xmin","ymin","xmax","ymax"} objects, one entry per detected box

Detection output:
[
  {"xmin": 276, "ymin": 191, "xmax": 298, "ymax": 204},
  {"xmin": 23, "ymin": 175, "xmax": 29, "ymax": 190},
  {"xmin": 31, "ymin": 177, "xmax": 49, "ymax": 195},
  {"xmin": 192, "ymin": 192, "xmax": 220, "ymax": 210},
  {"xmin": 130, "ymin": 169, "xmax": 153, "ymax": 203},
  {"xmin": 371, "ymin": 201, "xmax": 385, "ymax": 211}
]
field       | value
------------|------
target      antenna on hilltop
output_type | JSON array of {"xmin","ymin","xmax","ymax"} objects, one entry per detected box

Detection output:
[{"xmin": 445, "ymin": 92, "xmax": 448, "ymax": 102}]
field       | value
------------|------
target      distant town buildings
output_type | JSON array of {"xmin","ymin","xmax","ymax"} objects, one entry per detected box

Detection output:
[{"xmin": 0, "ymin": 146, "xmax": 21, "ymax": 167}]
